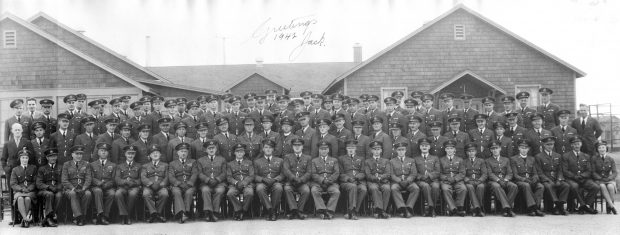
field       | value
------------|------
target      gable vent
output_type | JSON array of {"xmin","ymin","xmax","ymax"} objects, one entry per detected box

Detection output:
[
  {"xmin": 3, "ymin": 30, "xmax": 17, "ymax": 48},
  {"xmin": 454, "ymin": 24, "xmax": 465, "ymax": 40}
]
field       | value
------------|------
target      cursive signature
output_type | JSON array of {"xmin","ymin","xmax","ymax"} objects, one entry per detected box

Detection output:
[{"xmin": 249, "ymin": 15, "xmax": 326, "ymax": 61}]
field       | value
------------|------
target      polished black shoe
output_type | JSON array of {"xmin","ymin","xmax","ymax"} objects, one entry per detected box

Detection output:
[
  {"xmin": 610, "ymin": 207, "xmax": 617, "ymax": 215},
  {"xmin": 502, "ymin": 209, "xmax": 511, "ymax": 217},
  {"xmin": 343, "ymin": 211, "xmax": 351, "ymax": 220},
  {"xmin": 326, "ymin": 211, "xmax": 335, "ymax": 220},
  {"xmin": 180, "ymin": 212, "xmax": 188, "ymax": 224},
  {"xmin": 535, "ymin": 209, "xmax": 545, "ymax": 217},
  {"xmin": 146, "ymin": 215, "xmax": 154, "ymax": 223},
  {"xmin": 509, "ymin": 209, "xmax": 516, "ymax": 217},
  {"xmin": 298, "ymin": 211, "xmax": 307, "ymax": 220},
  {"xmin": 47, "ymin": 217, "xmax": 58, "ymax": 227},
  {"xmin": 239, "ymin": 211, "xmax": 246, "ymax": 221},
  {"xmin": 101, "ymin": 216, "xmax": 110, "ymax": 225},
  {"xmin": 579, "ymin": 205, "xmax": 598, "ymax": 214},
  {"xmin": 77, "ymin": 217, "xmax": 84, "ymax": 226},
  {"xmin": 159, "ymin": 214, "xmax": 167, "ymax": 223},
  {"xmin": 211, "ymin": 212, "xmax": 219, "ymax": 222},
  {"xmin": 351, "ymin": 211, "xmax": 358, "ymax": 220},
  {"xmin": 381, "ymin": 211, "xmax": 390, "ymax": 219}
]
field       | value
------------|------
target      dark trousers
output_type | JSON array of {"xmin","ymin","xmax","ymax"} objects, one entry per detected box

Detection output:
[
  {"xmin": 310, "ymin": 183, "xmax": 340, "ymax": 212},
  {"xmin": 171, "ymin": 186, "xmax": 195, "ymax": 214},
  {"xmin": 284, "ymin": 182, "xmax": 311, "ymax": 212},
  {"xmin": 516, "ymin": 181, "xmax": 544, "ymax": 207},
  {"xmin": 142, "ymin": 187, "xmax": 169, "ymax": 214},
  {"xmin": 543, "ymin": 181, "xmax": 570, "ymax": 203},
  {"xmin": 227, "ymin": 185, "xmax": 254, "ymax": 212},
  {"xmin": 340, "ymin": 182, "xmax": 367, "ymax": 212},
  {"xmin": 567, "ymin": 179, "xmax": 600, "ymax": 206},
  {"xmin": 64, "ymin": 189, "xmax": 92, "ymax": 217},
  {"xmin": 441, "ymin": 182, "xmax": 467, "ymax": 210},
  {"xmin": 200, "ymin": 184, "xmax": 226, "ymax": 213},
  {"xmin": 417, "ymin": 181, "xmax": 440, "ymax": 207},
  {"xmin": 465, "ymin": 182, "xmax": 485, "ymax": 209},
  {"xmin": 391, "ymin": 182, "xmax": 420, "ymax": 210},
  {"xmin": 256, "ymin": 182, "xmax": 283, "ymax": 210},
  {"xmin": 489, "ymin": 181, "xmax": 518, "ymax": 209},
  {"xmin": 38, "ymin": 190, "xmax": 62, "ymax": 216},
  {"xmin": 92, "ymin": 187, "xmax": 116, "ymax": 217},
  {"xmin": 115, "ymin": 187, "xmax": 140, "ymax": 216},
  {"xmin": 367, "ymin": 182, "xmax": 390, "ymax": 210}
]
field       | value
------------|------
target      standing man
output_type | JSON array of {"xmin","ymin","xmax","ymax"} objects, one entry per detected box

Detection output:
[
  {"xmin": 254, "ymin": 140, "xmax": 285, "ymax": 221},
  {"xmin": 64, "ymin": 94, "xmax": 85, "ymax": 135},
  {"xmin": 276, "ymin": 117, "xmax": 298, "ymax": 157},
  {"xmin": 74, "ymin": 117, "xmax": 98, "ymax": 162},
  {"xmin": 274, "ymin": 95, "xmax": 295, "ymax": 132},
  {"xmin": 50, "ymin": 113, "xmax": 76, "ymax": 165},
  {"xmin": 151, "ymin": 117, "xmax": 172, "ymax": 162},
  {"xmin": 36, "ymin": 99, "xmax": 57, "ymax": 137},
  {"xmin": 294, "ymin": 112, "xmax": 315, "ymax": 156},
  {"xmin": 461, "ymin": 94, "xmax": 479, "ymax": 132},
  {"xmin": 197, "ymin": 140, "xmax": 227, "ymax": 222},
  {"xmin": 571, "ymin": 104, "xmax": 602, "ymax": 155},
  {"xmin": 365, "ymin": 95, "xmax": 388, "ymax": 133},
  {"xmin": 310, "ymin": 141, "xmax": 341, "ymax": 220},
  {"xmin": 111, "ymin": 122, "xmax": 135, "ymax": 163},
  {"xmin": 213, "ymin": 117, "xmax": 238, "ymax": 162},
  {"xmin": 226, "ymin": 96, "xmax": 247, "ymax": 136},
  {"xmin": 385, "ymin": 97, "xmax": 408, "ymax": 134},
  {"xmin": 61, "ymin": 145, "xmax": 92, "ymax": 226},
  {"xmin": 516, "ymin": 92, "xmax": 536, "ymax": 129},
  {"xmin": 468, "ymin": 114, "xmax": 495, "ymax": 158},
  {"xmin": 237, "ymin": 118, "xmax": 263, "ymax": 160},
  {"xmin": 443, "ymin": 117, "xmax": 470, "ymax": 158},
  {"xmin": 440, "ymin": 93, "xmax": 464, "ymax": 134},
  {"xmin": 282, "ymin": 138, "xmax": 312, "ymax": 220},
  {"xmin": 428, "ymin": 121, "xmax": 448, "ymax": 158},
  {"xmin": 369, "ymin": 117, "xmax": 392, "ymax": 159},
  {"xmin": 351, "ymin": 120, "xmax": 371, "ymax": 159},
  {"xmin": 364, "ymin": 141, "xmax": 392, "ymax": 219},
  {"xmin": 551, "ymin": 110, "xmax": 578, "ymax": 155},
  {"xmin": 525, "ymin": 114, "xmax": 553, "ymax": 156},
  {"xmin": 406, "ymin": 116, "xmax": 426, "ymax": 157},
  {"xmin": 332, "ymin": 114, "xmax": 353, "ymax": 157},
  {"xmin": 5, "ymin": 99, "xmax": 32, "ymax": 141},
  {"xmin": 166, "ymin": 121, "xmax": 193, "ymax": 162},
  {"xmin": 311, "ymin": 119, "xmax": 339, "ymax": 158},
  {"xmin": 537, "ymin": 88, "xmax": 560, "ymax": 130},
  {"xmin": 420, "ymin": 94, "xmax": 443, "ymax": 136},
  {"xmin": 31, "ymin": 121, "xmax": 50, "ymax": 166},
  {"xmin": 389, "ymin": 142, "xmax": 419, "ymax": 218},
  {"xmin": 181, "ymin": 100, "xmax": 201, "ymax": 139},
  {"xmin": 482, "ymin": 97, "xmax": 503, "ymax": 130}
]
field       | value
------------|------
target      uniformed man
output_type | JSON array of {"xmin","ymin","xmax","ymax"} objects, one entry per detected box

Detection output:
[
  {"xmin": 350, "ymin": 98, "xmax": 369, "ymax": 136},
  {"xmin": 190, "ymin": 122, "xmax": 211, "ymax": 160},
  {"xmin": 443, "ymin": 117, "xmax": 470, "ymax": 158},
  {"xmin": 74, "ymin": 116, "xmax": 98, "ymax": 162},
  {"xmin": 332, "ymin": 113, "xmax": 353, "ymax": 157},
  {"xmin": 551, "ymin": 110, "xmax": 578, "ymax": 155},
  {"xmin": 505, "ymin": 112, "xmax": 527, "ymax": 145},
  {"xmin": 462, "ymin": 143, "xmax": 487, "ymax": 217},
  {"xmin": 61, "ymin": 145, "xmax": 92, "ymax": 226},
  {"xmin": 50, "ymin": 113, "xmax": 76, "ymax": 165},
  {"xmin": 460, "ymin": 93, "xmax": 479, "ymax": 132},
  {"xmin": 413, "ymin": 138, "xmax": 441, "ymax": 217},
  {"xmin": 151, "ymin": 117, "xmax": 172, "ymax": 161},
  {"xmin": 322, "ymin": 95, "xmax": 333, "ymax": 116},
  {"xmin": 197, "ymin": 140, "xmax": 227, "ymax": 222},
  {"xmin": 132, "ymin": 124, "xmax": 153, "ymax": 164},
  {"xmin": 87, "ymin": 100, "xmax": 105, "ymax": 136},
  {"xmin": 409, "ymin": 91, "xmax": 425, "ymax": 115},
  {"xmin": 468, "ymin": 114, "xmax": 495, "ymax": 158},
  {"xmin": 338, "ymin": 140, "xmax": 367, "ymax": 220},
  {"xmin": 112, "ymin": 122, "xmax": 136, "ymax": 163},
  {"xmin": 516, "ymin": 92, "xmax": 536, "ymax": 129},
  {"xmin": 162, "ymin": 99, "xmax": 178, "ymax": 123},
  {"xmin": 128, "ymin": 101, "xmax": 152, "ymax": 139},
  {"xmin": 359, "ymin": 94, "xmax": 371, "ymax": 114},
  {"xmin": 141, "ymin": 145, "xmax": 169, "ymax": 223},
  {"xmin": 365, "ymin": 95, "xmax": 388, "ymax": 133},
  {"xmin": 440, "ymin": 93, "xmax": 464, "ymax": 133},
  {"xmin": 226, "ymin": 143, "xmax": 255, "ymax": 221},
  {"xmin": 247, "ymin": 96, "xmax": 270, "ymax": 132},
  {"xmin": 351, "ymin": 120, "xmax": 371, "ymax": 159},
  {"xmin": 168, "ymin": 143, "xmax": 198, "ymax": 223},
  {"xmin": 385, "ymin": 97, "xmax": 408, "ymax": 134},
  {"xmin": 428, "ymin": 121, "xmax": 448, "ymax": 157},
  {"xmin": 391, "ymin": 91, "xmax": 405, "ymax": 113},
  {"xmin": 36, "ymin": 148, "xmax": 62, "ymax": 227},
  {"xmin": 510, "ymin": 140, "xmax": 545, "ymax": 216},
  {"xmin": 114, "ymin": 145, "xmax": 142, "ymax": 225},
  {"xmin": 36, "ymin": 99, "xmax": 57, "ymax": 137},
  {"xmin": 369, "ymin": 116, "xmax": 392, "ymax": 159},
  {"xmin": 364, "ymin": 141, "xmax": 391, "ymax": 219},
  {"xmin": 481, "ymin": 97, "xmax": 503, "ymax": 130},
  {"xmin": 561, "ymin": 137, "xmax": 600, "ymax": 214},
  {"xmin": 226, "ymin": 96, "xmax": 248, "ymax": 136},
  {"xmin": 420, "ymin": 94, "xmax": 443, "ymax": 136},
  {"xmin": 237, "ymin": 117, "xmax": 262, "ymax": 160},
  {"xmin": 282, "ymin": 138, "xmax": 313, "ymax": 220},
  {"xmin": 242, "ymin": 93, "xmax": 258, "ymax": 113},
  {"xmin": 535, "ymin": 136, "xmax": 569, "ymax": 215},
  {"xmin": 213, "ymin": 117, "xmax": 238, "ymax": 162},
  {"xmin": 64, "ymin": 94, "xmax": 85, "ymax": 135},
  {"xmin": 260, "ymin": 115, "xmax": 281, "ymax": 154},
  {"xmin": 254, "ymin": 140, "xmax": 285, "ymax": 221},
  {"xmin": 166, "ymin": 121, "xmax": 194, "ymax": 162},
  {"xmin": 487, "ymin": 141, "xmax": 518, "ymax": 217},
  {"xmin": 90, "ymin": 142, "xmax": 116, "ymax": 225},
  {"xmin": 149, "ymin": 96, "xmax": 165, "ymax": 134},
  {"xmin": 95, "ymin": 117, "xmax": 119, "ymax": 147},
  {"xmin": 494, "ymin": 122, "xmax": 516, "ymax": 158},
  {"xmin": 294, "ymin": 112, "xmax": 315, "ymax": 156},
  {"xmin": 537, "ymin": 88, "xmax": 560, "ymax": 130},
  {"xmin": 310, "ymin": 140, "xmax": 341, "ymax": 220},
  {"xmin": 501, "ymin": 96, "xmax": 517, "ymax": 117},
  {"xmin": 300, "ymin": 91, "xmax": 313, "ymax": 112},
  {"xmin": 389, "ymin": 123, "xmax": 409, "ymax": 159},
  {"xmin": 311, "ymin": 118, "xmax": 339, "ymax": 158},
  {"xmin": 277, "ymin": 117, "xmax": 299, "ymax": 157},
  {"xmin": 175, "ymin": 97, "xmax": 188, "ymax": 121},
  {"xmin": 439, "ymin": 140, "xmax": 467, "ymax": 216},
  {"xmin": 31, "ymin": 121, "xmax": 50, "ymax": 166},
  {"xmin": 202, "ymin": 95, "xmax": 222, "ymax": 135},
  {"xmin": 525, "ymin": 113, "xmax": 553, "ymax": 156},
  {"xmin": 265, "ymin": 89, "xmax": 278, "ymax": 113},
  {"xmin": 274, "ymin": 95, "xmax": 295, "ymax": 132},
  {"xmin": 402, "ymin": 98, "xmax": 420, "ymax": 117},
  {"xmin": 107, "ymin": 98, "xmax": 127, "ymax": 123},
  {"xmin": 75, "ymin": 93, "xmax": 87, "ymax": 116},
  {"xmin": 389, "ymin": 142, "xmax": 419, "ymax": 218},
  {"xmin": 406, "ymin": 115, "xmax": 426, "ymax": 157}
]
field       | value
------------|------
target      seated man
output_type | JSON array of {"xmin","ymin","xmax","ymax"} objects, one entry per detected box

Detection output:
[
  {"xmin": 310, "ymin": 140, "xmax": 341, "ymax": 220},
  {"xmin": 511, "ymin": 140, "xmax": 545, "ymax": 216},
  {"xmin": 462, "ymin": 143, "xmax": 487, "ymax": 217},
  {"xmin": 36, "ymin": 148, "xmax": 62, "ymax": 227},
  {"xmin": 254, "ymin": 140, "xmax": 285, "ymax": 221},
  {"xmin": 61, "ymin": 145, "xmax": 92, "ymax": 226},
  {"xmin": 413, "ymin": 138, "xmax": 441, "ymax": 217},
  {"xmin": 197, "ymin": 140, "xmax": 227, "ymax": 222},
  {"xmin": 226, "ymin": 144, "xmax": 255, "ymax": 221},
  {"xmin": 168, "ymin": 143, "xmax": 198, "ymax": 223},
  {"xmin": 115, "ymin": 145, "xmax": 142, "ymax": 225},
  {"xmin": 487, "ymin": 141, "xmax": 518, "ymax": 217},
  {"xmin": 141, "ymin": 145, "xmax": 169, "ymax": 223},
  {"xmin": 439, "ymin": 140, "xmax": 467, "ymax": 216},
  {"xmin": 90, "ymin": 143, "xmax": 117, "ymax": 225},
  {"xmin": 282, "ymin": 138, "xmax": 312, "ymax": 220},
  {"xmin": 535, "ymin": 136, "xmax": 569, "ymax": 215},
  {"xmin": 364, "ymin": 141, "xmax": 391, "ymax": 219},
  {"xmin": 389, "ymin": 142, "xmax": 419, "ymax": 218},
  {"xmin": 561, "ymin": 137, "xmax": 600, "ymax": 214},
  {"xmin": 338, "ymin": 140, "xmax": 367, "ymax": 220}
]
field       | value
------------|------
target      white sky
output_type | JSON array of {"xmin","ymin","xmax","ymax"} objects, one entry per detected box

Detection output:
[{"xmin": 2, "ymin": 0, "xmax": 619, "ymax": 107}]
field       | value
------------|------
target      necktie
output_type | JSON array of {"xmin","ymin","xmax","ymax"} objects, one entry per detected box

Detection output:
[
  {"xmin": 537, "ymin": 130, "xmax": 541, "ymax": 137},
  {"xmin": 562, "ymin": 126, "xmax": 566, "ymax": 132},
  {"xmin": 193, "ymin": 116, "xmax": 197, "ymax": 122},
  {"xmin": 101, "ymin": 160, "xmax": 104, "ymax": 166},
  {"xmin": 17, "ymin": 116, "xmax": 21, "ymax": 123},
  {"xmin": 479, "ymin": 129, "xmax": 483, "ymax": 135},
  {"xmin": 38, "ymin": 138, "xmax": 42, "ymax": 146},
  {"xmin": 400, "ymin": 157, "xmax": 404, "ymax": 163},
  {"xmin": 51, "ymin": 164, "xmax": 55, "ymax": 169},
  {"xmin": 238, "ymin": 160, "xmax": 242, "ymax": 165},
  {"xmin": 164, "ymin": 133, "xmax": 168, "ymax": 140},
  {"xmin": 355, "ymin": 135, "xmax": 359, "ymax": 140},
  {"xmin": 210, "ymin": 156, "xmax": 214, "ymax": 162},
  {"xmin": 225, "ymin": 133, "xmax": 229, "ymax": 139},
  {"xmin": 75, "ymin": 161, "xmax": 78, "ymax": 168},
  {"xmin": 181, "ymin": 159, "xmax": 185, "ymax": 165},
  {"xmin": 260, "ymin": 110, "xmax": 263, "ymax": 116},
  {"xmin": 267, "ymin": 157, "xmax": 271, "ymax": 163},
  {"xmin": 88, "ymin": 133, "xmax": 92, "ymax": 140},
  {"xmin": 181, "ymin": 137, "xmax": 184, "ymax": 143},
  {"xmin": 62, "ymin": 131, "xmax": 66, "ymax": 139},
  {"xmin": 46, "ymin": 115, "xmax": 50, "ymax": 122},
  {"xmin": 581, "ymin": 119, "xmax": 586, "ymax": 129},
  {"xmin": 111, "ymin": 133, "xmax": 114, "ymax": 139},
  {"xmin": 453, "ymin": 131, "xmax": 457, "ymax": 137}
]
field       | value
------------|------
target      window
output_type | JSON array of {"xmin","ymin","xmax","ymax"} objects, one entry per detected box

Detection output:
[
  {"xmin": 3, "ymin": 30, "xmax": 16, "ymax": 48},
  {"xmin": 515, "ymin": 85, "xmax": 541, "ymax": 107},
  {"xmin": 454, "ymin": 24, "xmax": 465, "ymax": 40},
  {"xmin": 380, "ymin": 87, "xmax": 407, "ymax": 110}
]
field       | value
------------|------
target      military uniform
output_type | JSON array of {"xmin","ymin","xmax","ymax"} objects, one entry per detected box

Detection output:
[
  {"xmin": 468, "ymin": 126, "xmax": 495, "ymax": 158},
  {"xmin": 295, "ymin": 125, "xmax": 316, "ymax": 156},
  {"xmin": 438, "ymin": 154, "xmax": 466, "ymax": 214},
  {"xmin": 36, "ymin": 157, "xmax": 62, "ymax": 224},
  {"xmin": 277, "ymin": 133, "xmax": 298, "ymax": 158},
  {"xmin": 31, "ymin": 136, "xmax": 51, "ymax": 166},
  {"xmin": 237, "ymin": 131, "xmax": 263, "ymax": 160},
  {"xmin": 197, "ymin": 153, "xmax": 227, "ymax": 216},
  {"xmin": 524, "ymin": 127, "xmax": 553, "ymax": 156},
  {"xmin": 112, "ymin": 136, "xmax": 136, "ymax": 163},
  {"xmin": 443, "ymin": 130, "xmax": 470, "ymax": 158},
  {"xmin": 561, "ymin": 148, "xmax": 600, "ymax": 212},
  {"xmin": 90, "ymin": 157, "xmax": 116, "ymax": 222},
  {"xmin": 510, "ymin": 152, "xmax": 544, "ymax": 214},
  {"xmin": 310, "ymin": 153, "xmax": 341, "ymax": 217},
  {"xmin": 413, "ymin": 152, "xmax": 441, "ymax": 214},
  {"xmin": 486, "ymin": 153, "xmax": 518, "ymax": 213},
  {"xmin": 50, "ymin": 128, "xmax": 76, "ymax": 165},
  {"xmin": 74, "ymin": 131, "xmax": 97, "ymax": 162},
  {"xmin": 551, "ymin": 125, "xmax": 578, "ymax": 155},
  {"xmin": 338, "ymin": 152, "xmax": 367, "ymax": 215},
  {"xmin": 141, "ymin": 160, "xmax": 169, "ymax": 217},
  {"xmin": 463, "ymin": 154, "xmax": 487, "ymax": 214},
  {"xmin": 61, "ymin": 157, "xmax": 93, "ymax": 219},
  {"xmin": 364, "ymin": 154, "xmax": 391, "ymax": 215},
  {"xmin": 389, "ymin": 155, "xmax": 419, "ymax": 214},
  {"xmin": 535, "ymin": 149, "xmax": 569, "ymax": 213},
  {"xmin": 168, "ymin": 155, "xmax": 198, "ymax": 218},
  {"xmin": 226, "ymin": 158, "xmax": 255, "ymax": 217},
  {"xmin": 114, "ymin": 160, "xmax": 142, "ymax": 219},
  {"xmin": 282, "ymin": 151, "xmax": 313, "ymax": 216},
  {"xmin": 254, "ymin": 154, "xmax": 285, "ymax": 220},
  {"xmin": 537, "ymin": 103, "xmax": 561, "ymax": 130}
]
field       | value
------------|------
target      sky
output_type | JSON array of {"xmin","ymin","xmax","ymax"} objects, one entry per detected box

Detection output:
[{"xmin": 1, "ymin": 0, "xmax": 619, "ymax": 108}]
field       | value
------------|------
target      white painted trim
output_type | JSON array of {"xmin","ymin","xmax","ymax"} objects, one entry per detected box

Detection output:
[
  {"xmin": 0, "ymin": 13, "xmax": 154, "ymax": 93},
  {"xmin": 429, "ymin": 70, "xmax": 506, "ymax": 94},
  {"xmin": 27, "ymin": 12, "xmax": 173, "ymax": 83}
]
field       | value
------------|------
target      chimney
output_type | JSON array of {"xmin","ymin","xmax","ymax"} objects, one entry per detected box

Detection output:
[
  {"xmin": 353, "ymin": 43, "xmax": 362, "ymax": 63},
  {"xmin": 255, "ymin": 57, "xmax": 264, "ymax": 68}
]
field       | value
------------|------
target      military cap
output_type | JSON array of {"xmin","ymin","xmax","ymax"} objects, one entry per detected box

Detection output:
[
  {"xmin": 109, "ymin": 98, "xmax": 123, "ymax": 106},
  {"xmin": 186, "ymin": 100, "xmax": 200, "ymax": 108},
  {"xmin": 557, "ymin": 110, "xmax": 571, "ymax": 117},
  {"xmin": 147, "ymin": 145, "xmax": 161, "ymax": 155},
  {"xmin": 263, "ymin": 139, "xmax": 276, "ymax": 148},
  {"xmin": 322, "ymin": 96, "xmax": 333, "ymax": 103},
  {"xmin": 157, "ymin": 117, "xmax": 172, "ymax": 124},
  {"xmin": 39, "ymin": 99, "xmax": 55, "ymax": 106},
  {"xmin": 504, "ymin": 112, "xmax": 519, "ymax": 119},
  {"xmin": 81, "ymin": 116, "xmax": 97, "ymax": 125},
  {"xmin": 229, "ymin": 96, "xmax": 242, "ymax": 104},
  {"xmin": 75, "ymin": 93, "xmax": 87, "ymax": 101},
  {"xmin": 44, "ymin": 148, "xmax": 58, "ymax": 157},
  {"xmin": 130, "ymin": 101, "xmax": 143, "ymax": 110},
  {"xmin": 300, "ymin": 91, "xmax": 313, "ymax": 98},
  {"xmin": 123, "ymin": 145, "xmax": 138, "ymax": 153},
  {"xmin": 367, "ymin": 95, "xmax": 380, "ymax": 102},
  {"xmin": 9, "ymin": 99, "xmax": 23, "ymax": 108},
  {"xmin": 348, "ymin": 98, "xmax": 360, "ymax": 104},
  {"xmin": 99, "ymin": 99, "xmax": 108, "ymax": 105},
  {"xmin": 196, "ymin": 122, "xmax": 209, "ymax": 130},
  {"xmin": 383, "ymin": 97, "xmax": 397, "ymax": 104},
  {"xmin": 203, "ymin": 140, "xmax": 218, "ymax": 148},
  {"xmin": 332, "ymin": 94, "xmax": 345, "ymax": 101},
  {"xmin": 139, "ymin": 96, "xmax": 151, "ymax": 103},
  {"xmin": 488, "ymin": 141, "xmax": 501, "ymax": 149},
  {"xmin": 404, "ymin": 99, "xmax": 418, "ymax": 107},
  {"xmin": 569, "ymin": 137, "xmax": 582, "ymax": 143},
  {"xmin": 242, "ymin": 117, "xmax": 255, "ymax": 125},
  {"xmin": 296, "ymin": 111, "xmax": 310, "ymax": 119},
  {"xmin": 96, "ymin": 142, "xmax": 111, "ymax": 150},
  {"xmin": 151, "ymin": 96, "xmax": 164, "ymax": 103},
  {"xmin": 175, "ymin": 142, "xmax": 191, "ymax": 151},
  {"xmin": 595, "ymin": 140, "xmax": 608, "ymax": 149},
  {"xmin": 206, "ymin": 95, "xmax": 218, "ymax": 103},
  {"xmin": 352, "ymin": 120, "xmax": 365, "ymax": 127},
  {"xmin": 391, "ymin": 91, "xmax": 404, "ymax": 98},
  {"xmin": 531, "ymin": 113, "xmax": 544, "ymax": 121},
  {"xmin": 345, "ymin": 139, "xmax": 358, "ymax": 147},
  {"xmin": 465, "ymin": 143, "xmax": 478, "ymax": 150},
  {"xmin": 516, "ymin": 92, "xmax": 530, "ymax": 100},
  {"xmin": 443, "ymin": 140, "xmax": 457, "ymax": 148},
  {"xmin": 474, "ymin": 114, "xmax": 488, "ymax": 120},
  {"xmin": 221, "ymin": 94, "xmax": 234, "ymax": 101},
  {"xmin": 291, "ymin": 138, "xmax": 305, "ymax": 145},
  {"xmin": 541, "ymin": 136, "xmax": 556, "ymax": 143},
  {"xmin": 539, "ymin": 88, "xmax": 553, "ymax": 95},
  {"xmin": 174, "ymin": 121, "xmax": 188, "ymax": 130},
  {"xmin": 517, "ymin": 139, "xmax": 530, "ymax": 147},
  {"xmin": 481, "ymin": 97, "xmax": 495, "ymax": 104},
  {"xmin": 137, "ymin": 124, "xmax": 151, "ymax": 132},
  {"xmin": 332, "ymin": 113, "xmax": 346, "ymax": 122},
  {"xmin": 276, "ymin": 95, "xmax": 290, "ymax": 102},
  {"xmin": 291, "ymin": 99, "xmax": 304, "ymax": 106},
  {"xmin": 255, "ymin": 95, "xmax": 267, "ymax": 102},
  {"xmin": 31, "ymin": 121, "xmax": 46, "ymax": 131},
  {"xmin": 359, "ymin": 94, "xmax": 370, "ymax": 101},
  {"xmin": 280, "ymin": 117, "xmax": 294, "ymax": 126},
  {"xmin": 369, "ymin": 141, "xmax": 382, "ymax": 149},
  {"xmin": 501, "ymin": 96, "xmax": 515, "ymax": 103},
  {"xmin": 370, "ymin": 116, "xmax": 383, "ymax": 124},
  {"xmin": 163, "ymin": 100, "xmax": 177, "ymax": 108},
  {"xmin": 428, "ymin": 121, "xmax": 442, "ymax": 128},
  {"xmin": 57, "ymin": 113, "xmax": 71, "ymax": 121},
  {"xmin": 265, "ymin": 89, "xmax": 278, "ymax": 95},
  {"xmin": 394, "ymin": 142, "xmax": 408, "ymax": 149},
  {"xmin": 18, "ymin": 147, "xmax": 31, "ymax": 157},
  {"xmin": 493, "ymin": 121, "xmax": 508, "ymax": 130},
  {"xmin": 418, "ymin": 138, "xmax": 431, "ymax": 145},
  {"xmin": 88, "ymin": 100, "xmax": 101, "ymax": 107},
  {"xmin": 316, "ymin": 118, "xmax": 332, "ymax": 126},
  {"xmin": 120, "ymin": 95, "xmax": 131, "ymax": 101},
  {"xmin": 389, "ymin": 122, "xmax": 402, "ymax": 129},
  {"xmin": 440, "ymin": 93, "xmax": 455, "ymax": 100},
  {"xmin": 63, "ymin": 95, "xmax": 77, "ymax": 103},
  {"xmin": 70, "ymin": 145, "xmax": 86, "ymax": 154},
  {"xmin": 261, "ymin": 115, "xmax": 274, "ymax": 123},
  {"xmin": 104, "ymin": 116, "xmax": 120, "ymax": 124},
  {"xmin": 408, "ymin": 115, "xmax": 423, "ymax": 123},
  {"xmin": 233, "ymin": 143, "xmax": 246, "ymax": 151},
  {"xmin": 448, "ymin": 117, "xmax": 462, "ymax": 123},
  {"xmin": 216, "ymin": 117, "xmax": 229, "ymax": 126},
  {"xmin": 244, "ymin": 93, "xmax": 258, "ymax": 100},
  {"xmin": 174, "ymin": 97, "xmax": 187, "ymax": 105},
  {"xmin": 195, "ymin": 95, "xmax": 208, "ymax": 103},
  {"xmin": 118, "ymin": 122, "xmax": 133, "ymax": 130},
  {"xmin": 460, "ymin": 93, "xmax": 473, "ymax": 100},
  {"xmin": 410, "ymin": 91, "xmax": 424, "ymax": 98},
  {"xmin": 317, "ymin": 140, "xmax": 331, "ymax": 149},
  {"xmin": 421, "ymin": 94, "xmax": 434, "ymax": 101}
]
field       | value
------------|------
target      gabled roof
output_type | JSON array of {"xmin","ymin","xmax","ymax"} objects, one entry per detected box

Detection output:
[
  {"xmin": 323, "ymin": 4, "xmax": 587, "ymax": 93},
  {"xmin": 0, "ymin": 13, "xmax": 154, "ymax": 93},
  {"xmin": 137, "ymin": 79, "xmax": 224, "ymax": 95},
  {"xmin": 429, "ymin": 70, "xmax": 506, "ymax": 94},
  {"xmin": 148, "ymin": 62, "xmax": 355, "ymax": 95},
  {"xmin": 27, "ymin": 12, "xmax": 172, "ymax": 83}
]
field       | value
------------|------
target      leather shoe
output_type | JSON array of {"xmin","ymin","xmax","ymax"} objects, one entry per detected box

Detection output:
[
  {"xmin": 298, "ymin": 212, "xmax": 307, "ymax": 220},
  {"xmin": 239, "ymin": 211, "xmax": 245, "ymax": 221},
  {"xmin": 77, "ymin": 217, "xmax": 84, "ymax": 226},
  {"xmin": 211, "ymin": 212, "xmax": 219, "ymax": 222},
  {"xmin": 47, "ymin": 217, "xmax": 58, "ymax": 227},
  {"xmin": 180, "ymin": 212, "xmax": 188, "ymax": 224},
  {"xmin": 351, "ymin": 211, "xmax": 358, "ymax": 220},
  {"xmin": 610, "ymin": 207, "xmax": 617, "ymax": 215},
  {"xmin": 100, "ymin": 216, "xmax": 110, "ymax": 225}
]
